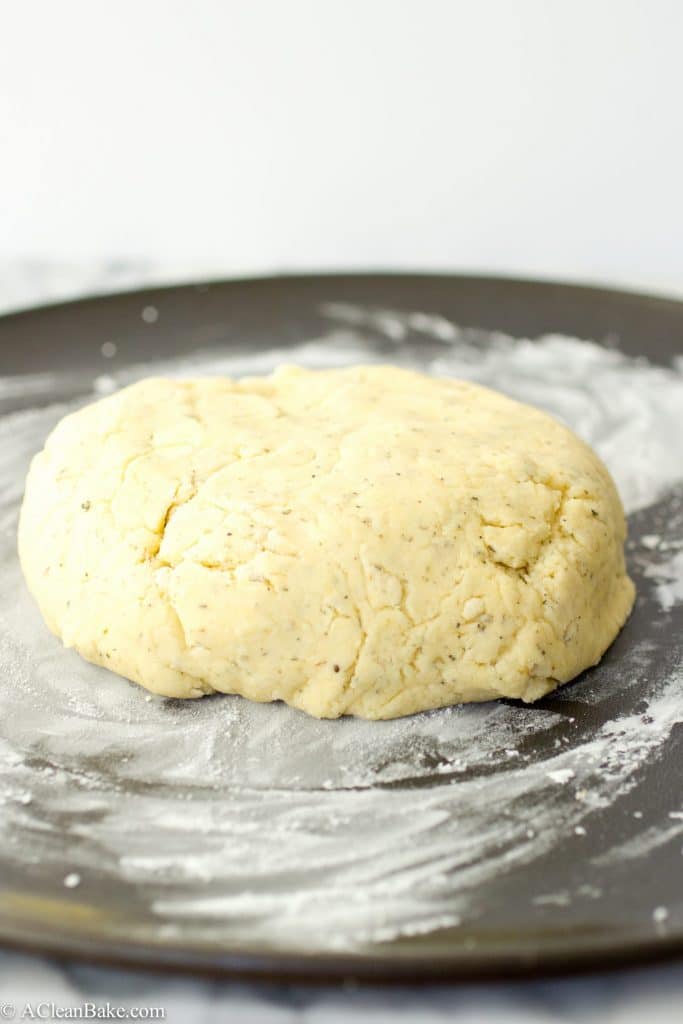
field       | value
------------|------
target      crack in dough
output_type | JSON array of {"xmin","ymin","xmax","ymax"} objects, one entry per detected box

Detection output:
[{"xmin": 18, "ymin": 366, "xmax": 635, "ymax": 718}]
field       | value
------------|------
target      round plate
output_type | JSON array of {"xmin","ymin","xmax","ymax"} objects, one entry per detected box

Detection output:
[{"xmin": 0, "ymin": 273, "xmax": 682, "ymax": 982}]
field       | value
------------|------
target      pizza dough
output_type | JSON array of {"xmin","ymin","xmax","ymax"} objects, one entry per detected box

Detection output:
[{"xmin": 18, "ymin": 365, "xmax": 635, "ymax": 719}]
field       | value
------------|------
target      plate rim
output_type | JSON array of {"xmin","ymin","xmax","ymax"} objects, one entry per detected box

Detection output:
[
  {"xmin": 2, "ymin": 269, "xmax": 683, "ymax": 327},
  {"xmin": 2, "ymin": 916, "xmax": 683, "ymax": 984}
]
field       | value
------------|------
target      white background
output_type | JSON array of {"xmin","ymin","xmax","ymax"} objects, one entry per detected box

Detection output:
[{"xmin": 2, "ymin": 0, "xmax": 683, "ymax": 290}]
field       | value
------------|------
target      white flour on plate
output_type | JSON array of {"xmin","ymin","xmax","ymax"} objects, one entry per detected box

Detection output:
[{"xmin": 0, "ymin": 309, "xmax": 682, "ymax": 952}]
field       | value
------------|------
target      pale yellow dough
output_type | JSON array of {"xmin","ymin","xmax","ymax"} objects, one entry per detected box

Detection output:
[{"xmin": 19, "ymin": 366, "xmax": 635, "ymax": 719}]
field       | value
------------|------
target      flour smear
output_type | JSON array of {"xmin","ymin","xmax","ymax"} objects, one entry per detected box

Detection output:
[{"xmin": 0, "ymin": 305, "xmax": 682, "ymax": 954}]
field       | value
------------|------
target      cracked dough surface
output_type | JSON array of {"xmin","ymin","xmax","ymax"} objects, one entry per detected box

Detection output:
[{"xmin": 18, "ymin": 365, "xmax": 635, "ymax": 719}]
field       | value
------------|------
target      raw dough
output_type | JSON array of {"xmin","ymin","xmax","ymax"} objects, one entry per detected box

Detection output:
[{"xmin": 18, "ymin": 366, "xmax": 635, "ymax": 719}]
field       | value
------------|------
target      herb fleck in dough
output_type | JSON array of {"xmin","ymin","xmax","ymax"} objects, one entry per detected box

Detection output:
[{"xmin": 18, "ymin": 365, "xmax": 635, "ymax": 719}]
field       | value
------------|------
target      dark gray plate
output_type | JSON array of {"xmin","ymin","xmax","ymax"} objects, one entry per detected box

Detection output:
[{"xmin": 0, "ymin": 274, "xmax": 682, "ymax": 982}]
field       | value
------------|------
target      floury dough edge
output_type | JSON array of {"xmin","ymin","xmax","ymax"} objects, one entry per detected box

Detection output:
[{"xmin": 18, "ymin": 364, "xmax": 635, "ymax": 719}]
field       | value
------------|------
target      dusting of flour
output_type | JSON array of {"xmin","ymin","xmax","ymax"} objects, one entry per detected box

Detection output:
[{"xmin": 0, "ymin": 305, "xmax": 682, "ymax": 956}]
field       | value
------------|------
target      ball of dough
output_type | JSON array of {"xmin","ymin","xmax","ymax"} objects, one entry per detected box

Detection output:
[{"xmin": 19, "ymin": 366, "xmax": 635, "ymax": 719}]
